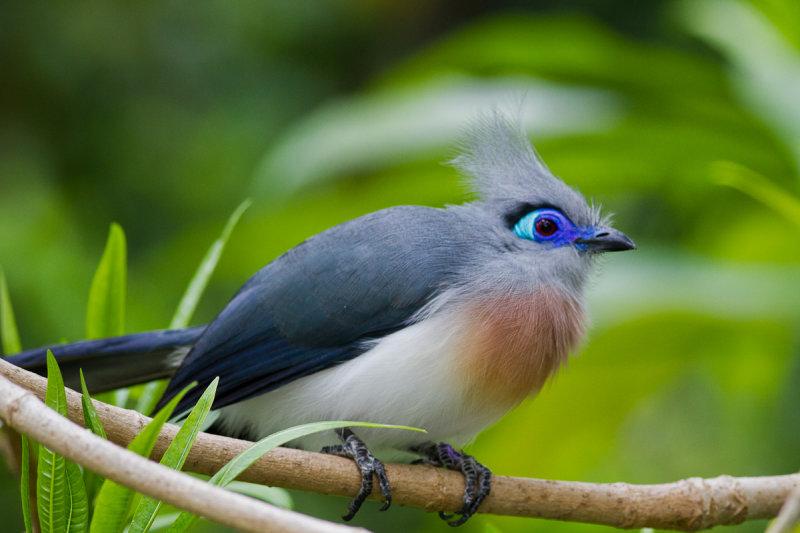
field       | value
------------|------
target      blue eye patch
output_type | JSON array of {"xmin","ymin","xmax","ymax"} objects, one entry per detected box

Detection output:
[{"xmin": 513, "ymin": 208, "xmax": 591, "ymax": 247}]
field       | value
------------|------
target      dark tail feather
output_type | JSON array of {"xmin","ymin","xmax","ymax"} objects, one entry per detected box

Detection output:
[{"xmin": 5, "ymin": 326, "xmax": 206, "ymax": 393}]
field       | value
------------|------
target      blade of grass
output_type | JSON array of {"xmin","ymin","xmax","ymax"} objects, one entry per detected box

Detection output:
[
  {"xmin": 79, "ymin": 370, "xmax": 107, "ymax": 507},
  {"xmin": 86, "ymin": 223, "xmax": 128, "ymax": 407},
  {"xmin": 712, "ymin": 161, "xmax": 800, "ymax": 229},
  {"xmin": 128, "ymin": 378, "xmax": 219, "ymax": 533},
  {"xmin": 136, "ymin": 200, "xmax": 250, "ymax": 415},
  {"xmin": 168, "ymin": 420, "xmax": 425, "ymax": 532},
  {"xmin": 89, "ymin": 384, "xmax": 194, "ymax": 533},
  {"xmin": 20, "ymin": 434, "xmax": 33, "ymax": 533},
  {"xmin": 0, "ymin": 267, "xmax": 22, "ymax": 355},
  {"xmin": 38, "ymin": 351, "xmax": 89, "ymax": 533}
]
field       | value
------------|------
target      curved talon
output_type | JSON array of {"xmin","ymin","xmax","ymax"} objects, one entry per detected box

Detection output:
[
  {"xmin": 373, "ymin": 459, "xmax": 392, "ymax": 511},
  {"xmin": 322, "ymin": 428, "xmax": 392, "ymax": 521},
  {"xmin": 412, "ymin": 442, "xmax": 492, "ymax": 527}
]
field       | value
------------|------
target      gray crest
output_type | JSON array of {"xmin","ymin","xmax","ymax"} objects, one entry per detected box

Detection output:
[{"xmin": 451, "ymin": 110, "xmax": 598, "ymax": 227}]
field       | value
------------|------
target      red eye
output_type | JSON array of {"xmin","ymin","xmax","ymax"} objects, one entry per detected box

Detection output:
[{"xmin": 535, "ymin": 217, "xmax": 558, "ymax": 237}]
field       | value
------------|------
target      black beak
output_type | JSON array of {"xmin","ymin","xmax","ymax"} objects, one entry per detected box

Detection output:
[{"xmin": 576, "ymin": 227, "xmax": 636, "ymax": 253}]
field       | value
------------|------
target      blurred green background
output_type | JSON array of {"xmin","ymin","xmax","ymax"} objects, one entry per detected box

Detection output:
[{"xmin": 1, "ymin": 0, "xmax": 799, "ymax": 531}]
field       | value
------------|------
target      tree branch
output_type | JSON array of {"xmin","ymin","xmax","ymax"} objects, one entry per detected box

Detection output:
[
  {"xmin": 0, "ymin": 364, "xmax": 361, "ymax": 533},
  {"xmin": 1, "ymin": 358, "xmax": 797, "ymax": 531}
]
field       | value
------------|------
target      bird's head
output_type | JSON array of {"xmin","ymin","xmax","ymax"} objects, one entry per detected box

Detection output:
[{"xmin": 450, "ymin": 111, "xmax": 635, "ymax": 296}]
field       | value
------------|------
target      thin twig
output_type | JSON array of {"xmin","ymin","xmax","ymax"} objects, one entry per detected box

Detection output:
[
  {"xmin": 767, "ymin": 484, "xmax": 800, "ymax": 533},
  {"xmin": 1, "ymin": 358, "xmax": 798, "ymax": 531},
  {"xmin": 0, "ymin": 369, "xmax": 362, "ymax": 533},
  {"xmin": 0, "ymin": 423, "xmax": 21, "ymax": 477}
]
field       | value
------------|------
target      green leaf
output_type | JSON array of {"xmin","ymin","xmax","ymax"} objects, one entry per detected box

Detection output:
[
  {"xmin": 226, "ymin": 481, "xmax": 293, "ymax": 509},
  {"xmin": 79, "ymin": 371, "xmax": 107, "ymax": 440},
  {"xmin": 65, "ymin": 460, "xmax": 89, "ymax": 533},
  {"xmin": 38, "ymin": 351, "xmax": 89, "ymax": 533},
  {"xmin": 20, "ymin": 434, "xmax": 33, "ymax": 533},
  {"xmin": 712, "ymin": 161, "xmax": 800, "ymax": 229},
  {"xmin": 79, "ymin": 370, "xmax": 106, "ymax": 506},
  {"xmin": 128, "ymin": 379, "xmax": 218, "ymax": 533},
  {"xmin": 148, "ymin": 513, "xmax": 181, "ymax": 532},
  {"xmin": 136, "ymin": 201, "xmax": 250, "ymax": 415},
  {"xmin": 89, "ymin": 384, "xmax": 193, "ymax": 533},
  {"xmin": 0, "ymin": 267, "xmax": 22, "ymax": 355},
  {"xmin": 168, "ymin": 420, "xmax": 424, "ymax": 532},
  {"xmin": 483, "ymin": 523, "xmax": 503, "ymax": 533},
  {"xmin": 170, "ymin": 201, "xmax": 250, "ymax": 330},
  {"xmin": 86, "ymin": 223, "xmax": 127, "ymax": 339},
  {"xmin": 86, "ymin": 223, "xmax": 127, "ymax": 407}
]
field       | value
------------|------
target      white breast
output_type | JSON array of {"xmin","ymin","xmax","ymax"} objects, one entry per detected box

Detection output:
[{"xmin": 216, "ymin": 310, "xmax": 514, "ymax": 454}]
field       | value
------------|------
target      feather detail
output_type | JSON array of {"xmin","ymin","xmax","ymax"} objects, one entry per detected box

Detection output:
[{"xmin": 460, "ymin": 287, "xmax": 586, "ymax": 411}]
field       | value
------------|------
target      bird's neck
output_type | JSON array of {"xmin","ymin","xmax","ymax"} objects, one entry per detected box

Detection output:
[{"xmin": 458, "ymin": 286, "xmax": 586, "ymax": 412}]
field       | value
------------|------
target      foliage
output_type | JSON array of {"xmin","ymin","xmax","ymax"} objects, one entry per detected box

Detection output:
[
  {"xmin": 89, "ymin": 384, "xmax": 193, "ymax": 533},
  {"xmin": 0, "ymin": 268, "xmax": 22, "ymax": 355},
  {"xmin": 129, "ymin": 378, "xmax": 219, "ymax": 533},
  {"xmin": 79, "ymin": 370, "xmax": 106, "ymax": 505},
  {"xmin": 85, "ymin": 224, "xmax": 126, "ymax": 341},
  {"xmin": 37, "ymin": 352, "xmax": 89, "ymax": 533},
  {"xmin": 86, "ymin": 224, "xmax": 128, "ymax": 407},
  {"xmin": 20, "ymin": 435, "xmax": 32, "ymax": 533}
]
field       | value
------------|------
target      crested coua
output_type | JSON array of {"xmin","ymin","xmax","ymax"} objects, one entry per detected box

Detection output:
[{"xmin": 10, "ymin": 112, "xmax": 635, "ymax": 526}]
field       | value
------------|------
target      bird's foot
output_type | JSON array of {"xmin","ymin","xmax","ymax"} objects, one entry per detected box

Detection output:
[
  {"xmin": 321, "ymin": 428, "xmax": 391, "ymax": 521},
  {"xmin": 411, "ymin": 442, "xmax": 491, "ymax": 527}
]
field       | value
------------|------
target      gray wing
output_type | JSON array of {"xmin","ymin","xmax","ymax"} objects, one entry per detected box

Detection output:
[{"xmin": 160, "ymin": 205, "xmax": 463, "ymax": 412}]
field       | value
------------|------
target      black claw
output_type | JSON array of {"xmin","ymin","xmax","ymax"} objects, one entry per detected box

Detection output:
[
  {"xmin": 412, "ymin": 442, "xmax": 492, "ymax": 527},
  {"xmin": 321, "ymin": 428, "xmax": 392, "ymax": 521},
  {"xmin": 373, "ymin": 460, "xmax": 392, "ymax": 511}
]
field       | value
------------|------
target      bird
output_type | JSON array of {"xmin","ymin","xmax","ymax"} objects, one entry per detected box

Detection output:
[{"xmin": 8, "ymin": 111, "xmax": 635, "ymax": 526}]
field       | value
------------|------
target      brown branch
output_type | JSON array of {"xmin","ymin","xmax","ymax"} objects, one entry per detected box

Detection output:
[
  {"xmin": 0, "ymin": 366, "xmax": 361, "ymax": 533},
  {"xmin": 0, "ymin": 423, "xmax": 22, "ymax": 477},
  {"xmin": 1, "ymin": 357, "xmax": 798, "ymax": 531}
]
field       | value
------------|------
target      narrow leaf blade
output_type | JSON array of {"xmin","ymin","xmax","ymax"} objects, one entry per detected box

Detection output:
[
  {"xmin": 712, "ymin": 161, "xmax": 800, "ymax": 229},
  {"xmin": 226, "ymin": 481, "xmax": 293, "ymax": 509},
  {"xmin": 128, "ymin": 379, "xmax": 218, "ymax": 533},
  {"xmin": 79, "ymin": 370, "xmax": 106, "ymax": 506},
  {"xmin": 0, "ymin": 267, "xmax": 22, "ymax": 355},
  {"xmin": 86, "ymin": 223, "xmax": 127, "ymax": 339},
  {"xmin": 86, "ymin": 223, "xmax": 128, "ymax": 407},
  {"xmin": 37, "ymin": 352, "xmax": 70, "ymax": 533},
  {"xmin": 79, "ymin": 371, "xmax": 107, "ymax": 440},
  {"xmin": 20, "ymin": 434, "xmax": 33, "ymax": 533},
  {"xmin": 136, "ymin": 201, "xmax": 250, "ymax": 415},
  {"xmin": 65, "ymin": 460, "xmax": 89, "ymax": 533},
  {"xmin": 170, "ymin": 200, "xmax": 251, "ymax": 330},
  {"xmin": 89, "ymin": 384, "xmax": 193, "ymax": 533}
]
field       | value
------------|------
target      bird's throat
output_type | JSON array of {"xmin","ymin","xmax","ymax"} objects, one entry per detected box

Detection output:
[{"xmin": 460, "ymin": 287, "xmax": 586, "ymax": 411}]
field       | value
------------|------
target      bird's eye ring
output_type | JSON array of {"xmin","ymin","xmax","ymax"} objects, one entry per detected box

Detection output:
[
  {"xmin": 534, "ymin": 216, "xmax": 559, "ymax": 237},
  {"xmin": 513, "ymin": 208, "xmax": 572, "ymax": 243}
]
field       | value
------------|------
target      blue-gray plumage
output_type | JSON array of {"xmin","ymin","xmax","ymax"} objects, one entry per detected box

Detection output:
[
  {"xmin": 9, "ymin": 111, "xmax": 635, "ymax": 526},
  {"xmin": 162, "ymin": 206, "xmax": 461, "ymax": 415}
]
